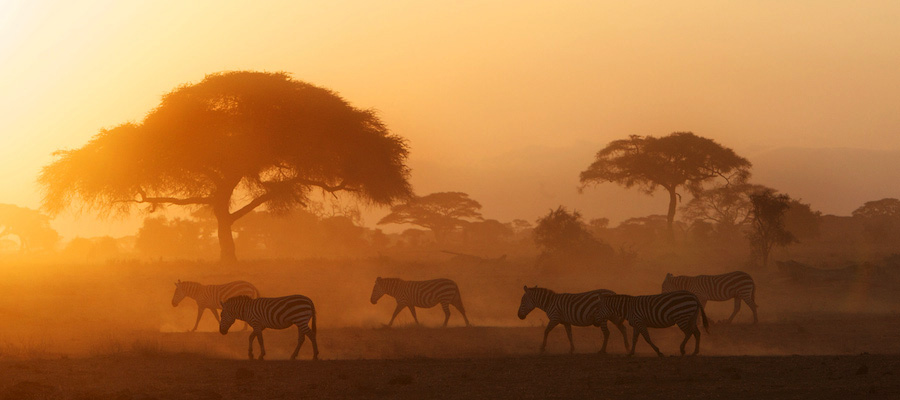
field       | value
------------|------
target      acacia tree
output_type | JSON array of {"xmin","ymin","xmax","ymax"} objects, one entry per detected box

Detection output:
[
  {"xmin": 747, "ymin": 189, "xmax": 796, "ymax": 268},
  {"xmin": 377, "ymin": 192, "xmax": 483, "ymax": 244},
  {"xmin": 0, "ymin": 204, "xmax": 59, "ymax": 253},
  {"xmin": 579, "ymin": 132, "xmax": 751, "ymax": 239},
  {"xmin": 851, "ymin": 198, "xmax": 900, "ymax": 243},
  {"xmin": 39, "ymin": 71, "xmax": 412, "ymax": 262},
  {"xmin": 681, "ymin": 183, "xmax": 767, "ymax": 241}
]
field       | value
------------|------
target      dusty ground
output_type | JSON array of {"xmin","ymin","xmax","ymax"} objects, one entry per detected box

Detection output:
[{"xmin": 3, "ymin": 315, "xmax": 900, "ymax": 399}]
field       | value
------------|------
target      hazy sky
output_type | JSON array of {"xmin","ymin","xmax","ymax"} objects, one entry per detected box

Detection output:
[{"xmin": 2, "ymin": 1, "xmax": 899, "ymax": 239}]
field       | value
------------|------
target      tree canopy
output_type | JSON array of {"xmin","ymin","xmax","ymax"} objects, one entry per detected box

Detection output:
[
  {"xmin": 580, "ymin": 132, "xmax": 751, "ymax": 238},
  {"xmin": 747, "ymin": 189, "xmax": 796, "ymax": 268},
  {"xmin": 0, "ymin": 204, "xmax": 59, "ymax": 253},
  {"xmin": 39, "ymin": 71, "xmax": 412, "ymax": 261},
  {"xmin": 377, "ymin": 192, "xmax": 483, "ymax": 244}
]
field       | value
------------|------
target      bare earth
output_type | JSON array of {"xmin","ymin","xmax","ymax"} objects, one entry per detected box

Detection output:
[{"xmin": 3, "ymin": 315, "xmax": 900, "ymax": 399}]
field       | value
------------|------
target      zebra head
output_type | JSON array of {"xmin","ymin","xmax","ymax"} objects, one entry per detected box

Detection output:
[
  {"xmin": 172, "ymin": 280, "xmax": 185, "ymax": 307},
  {"xmin": 219, "ymin": 295, "xmax": 249, "ymax": 335},
  {"xmin": 518, "ymin": 286, "xmax": 537, "ymax": 320},
  {"xmin": 370, "ymin": 277, "xmax": 385, "ymax": 304},
  {"xmin": 661, "ymin": 273, "xmax": 676, "ymax": 293}
]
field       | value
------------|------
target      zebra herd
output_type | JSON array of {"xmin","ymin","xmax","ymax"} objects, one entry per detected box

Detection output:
[{"xmin": 170, "ymin": 271, "xmax": 757, "ymax": 360}]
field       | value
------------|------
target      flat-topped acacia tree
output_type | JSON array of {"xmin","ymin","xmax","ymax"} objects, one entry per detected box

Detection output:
[
  {"xmin": 39, "ymin": 71, "xmax": 412, "ymax": 262},
  {"xmin": 579, "ymin": 132, "xmax": 751, "ymax": 240}
]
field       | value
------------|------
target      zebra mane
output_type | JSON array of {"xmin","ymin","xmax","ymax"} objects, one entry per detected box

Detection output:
[
  {"xmin": 527, "ymin": 286, "xmax": 556, "ymax": 296},
  {"xmin": 177, "ymin": 281, "xmax": 201, "ymax": 289}
]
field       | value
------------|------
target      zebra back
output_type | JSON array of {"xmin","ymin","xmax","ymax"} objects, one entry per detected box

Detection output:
[
  {"xmin": 662, "ymin": 271, "xmax": 754, "ymax": 302},
  {"xmin": 174, "ymin": 280, "xmax": 259, "ymax": 309},
  {"xmin": 372, "ymin": 277, "xmax": 460, "ymax": 307}
]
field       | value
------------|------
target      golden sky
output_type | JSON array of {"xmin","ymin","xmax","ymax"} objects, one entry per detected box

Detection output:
[{"xmin": 1, "ymin": 1, "xmax": 899, "ymax": 239}]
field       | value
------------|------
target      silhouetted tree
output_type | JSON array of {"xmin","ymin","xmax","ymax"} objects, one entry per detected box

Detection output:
[
  {"xmin": 681, "ymin": 183, "xmax": 766, "ymax": 242},
  {"xmin": 0, "ymin": 204, "xmax": 59, "ymax": 253},
  {"xmin": 580, "ymin": 132, "xmax": 751, "ymax": 240},
  {"xmin": 747, "ymin": 189, "xmax": 796, "ymax": 268},
  {"xmin": 852, "ymin": 198, "xmax": 900, "ymax": 244},
  {"xmin": 38, "ymin": 71, "xmax": 411, "ymax": 262},
  {"xmin": 533, "ymin": 206, "xmax": 613, "ymax": 269},
  {"xmin": 784, "ymin": 199, "xmax": 821, "ymax": 241},
  {"xmin": 378, "ymin": 192, "xmax": 483, "ymax": 244}
]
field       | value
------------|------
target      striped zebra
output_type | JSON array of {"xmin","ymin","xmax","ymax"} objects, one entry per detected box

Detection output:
[
  {"xmin": 661, "ymin": 271, "xmax": 758, "ymax": 324},
  {"xmin": 517, "ymin": 286, "xmax": 630, "ymax": 354},
  {"xmin": 370, "ymin": 277, "xmax": 470, "ymax": 327},
  {"xmin": 593, "ymin": 290, "xmax": 709, "ymax": 357},
  {"xmin": 172, "ymin": 280, "xmax": 260, "ymax": 331},
  {"xmin": 219, "ymin": 295, "xmax": 318, "ymax": 360}
]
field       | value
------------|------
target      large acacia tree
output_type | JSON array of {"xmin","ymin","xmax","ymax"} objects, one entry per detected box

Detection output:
[
  {"xmin": 579, "ymin": 132, "xmax": 751, "ymax": 238},
  {"xmin": 39, "ymin": 71, "xmax": 412, "ymax": 262}
]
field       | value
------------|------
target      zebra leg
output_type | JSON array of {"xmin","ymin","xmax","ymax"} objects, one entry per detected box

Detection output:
[
  {"xmin": 563, "ymin": 323, "xmax": 575, "ymax": 354},
  {"xmin": 692, "ymin": 325, "xmax": 702, "ymax": 355},
  {"xmin": 678, "ymin": 322, "xmax": 692, "ymax": 355},
  {"xmin": 441, "ymin": 302, "xmax": 451, "ymax": 327},
  {"xmin": 256, "ymin": 330, "xmax": 266, "ymax": 360},
  {"xmin": 451, "ymin": 297, "xmax": 470, "ymax": 327},
  {"xmin": 748, "ymin": 297, "xmax": 759, "ymax": 324},
  {"xmin": 726, "ymin": 297, "xmax": 741, "ymax": 324},
  {"xmin": 290, "ymin": 325, "xmax": 306, "ymax": 361},
  {"xmin": 247, "ymin": 331, "xmax": 257, "ymax": 360},
  {"xmin": 628, "ymin": 325, "xmax": 640, "ymax": 356},
  {"xmin": 308, "ymin": 324, "xmax": 319, "ymax": 361},
  {"xmin": 407, "ymin": 305, "xmax": 419, "ymax": 325},
  {"xmin": 638, "ymin": 328, "xmax": 663, "ymax": 357},
  {"xmin": 388, "ymin": 303, "xmax": 404, "ymax": 326},
  {"xmin": 211, "ymin": 308, "xmax": 220, "ymax": 323},
  {"xmin": 614, "ymin": 318, "xmax": 630, "ymax": 353},
  {"xmin": 192, "ymin": 307, "xmax": 205, "ymax": 332},
  {"xmin": 541, "ymin": 321, "xmax": 559, "ymax": 353},
  {"xmin": 598, "ymin": 321, "xmax": 610, "ymax": 354}
]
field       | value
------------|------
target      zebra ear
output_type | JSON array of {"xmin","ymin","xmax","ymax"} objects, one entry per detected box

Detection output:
[{"xmin": 523, "ymin": 285, "xmax": 528, "ymax": 292}]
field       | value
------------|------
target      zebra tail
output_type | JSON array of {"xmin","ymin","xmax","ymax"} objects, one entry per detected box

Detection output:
[
  {"xmin": 700, "ymin": 305, "xmax": 709, "ymax": 334},
  {"xmin": 311, "ymin": 302, "xmax": 317, "ymax": 334}
]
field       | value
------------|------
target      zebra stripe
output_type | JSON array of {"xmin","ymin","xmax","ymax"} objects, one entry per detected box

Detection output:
[
  {"xmin": 661, "ymin": 270, "xmax": 758, "ymax": 324},
  {"xmin": 220, "ymin": 295, "xmax": 318, "ymax": 360},
  {"xmin": 518, "ymin": 286, "xmax": 630, "ymax": 354},
  {"xmin": 594, "ymin": 290, "xmax": 709, "ymax": 356},
  {"xmin": 172, "ymin": 280, "xmax": 260, "ymax": 331},
  {"xmin": 370, "ymin": 277, "xmax": 470, "ymax": 327}
]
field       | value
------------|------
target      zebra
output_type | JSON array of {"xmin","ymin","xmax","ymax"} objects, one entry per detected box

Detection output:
[
  {"xmin": 517, "ymin": 286, "xmax": 630, "ymax": 354},
  {"xmin": 219, "ymin": 294, "xmax": 318, "ymax": 360},
  {"xmin": 370, "ymin": 277, "xmax": 470, "ymax": 327},
  {"xmin": 593, "ymin": 290, "xmax": 709, "ymax": 357},
  {"xmin": 172, "ymin": 280, "xmax": 260, "ymax": 331},
  {"xmin": 661, "ymin": 271, "xmax": 758, "ymax": 324}
]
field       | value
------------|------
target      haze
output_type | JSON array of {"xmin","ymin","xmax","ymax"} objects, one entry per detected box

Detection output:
[{"xmin": 1, "ymin": 1, "xmax": 898, "ymax": 238}]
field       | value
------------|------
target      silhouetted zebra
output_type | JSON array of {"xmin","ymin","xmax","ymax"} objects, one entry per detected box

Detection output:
[
  {"xmin": 517, "ymin": 286, "xmax": 630, "ymax": 354},
  {"xmin": 219, "ymin": 295, "xmax": 318, "ymax": 360},
  {"xmin": 593, "ymin": 290, "xmax": 708, "ymax": 357},
  {"xmin": 661, "ymin": 271, "xmax": 758, "ymax": 324},
  {"xmin": 172, "ymin": 280, "xmax": 260, "ymax": 331},
  {"xmin": 370, "ymin": 277, "xmax": 470, "ymax": 327}
]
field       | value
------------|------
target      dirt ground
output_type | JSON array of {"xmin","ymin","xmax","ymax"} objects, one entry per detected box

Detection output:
[{"xmin": 3, "ymin": 315, "xmax": 900, "ymax": 399}]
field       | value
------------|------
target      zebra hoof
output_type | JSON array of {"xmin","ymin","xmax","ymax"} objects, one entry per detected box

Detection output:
[
  {"xmin": 656, "ymin": 353, "xmax": 665, "ymax": 358},
  {"xmin": 248, "ymin": 354, "xmax": 254, "ymax": 360}
]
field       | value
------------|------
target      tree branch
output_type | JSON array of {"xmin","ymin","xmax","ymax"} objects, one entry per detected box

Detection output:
[{"xmin": 230, "ymin": 192, "xmax": 275, "ymax": 221}]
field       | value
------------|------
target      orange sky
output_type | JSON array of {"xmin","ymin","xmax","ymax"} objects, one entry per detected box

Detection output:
[{"xmin": 1, "ymin": 1, "xmax": 899, "ymax": 239}]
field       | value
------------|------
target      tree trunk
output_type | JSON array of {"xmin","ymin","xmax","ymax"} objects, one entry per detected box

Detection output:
[
  {"xmin": 666, "ymin": 187, "xmax": 678, "ymax": 242},
  {"xmin": 217, "ymin": 217, "xmax": 237, "ymax": 263}
]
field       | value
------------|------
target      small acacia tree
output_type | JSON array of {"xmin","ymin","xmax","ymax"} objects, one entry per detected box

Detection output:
[
  {"xmin": 377, "ymin": 192, "xmax": 483, "ymax": 244},
  {"xmin": 747, "ymin": 189, "xmax": 796, "ymax": 268},
  {"xmin": 580, "ymin": 132, "xmax": 751, "ymax": 240},
  {"xmin": 39, "ymin": 71, "xmax": 412, "ymax": 262},
  {"xmin": 0, "ymin": 204, "xmax": 59, "ymax": 253}
]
